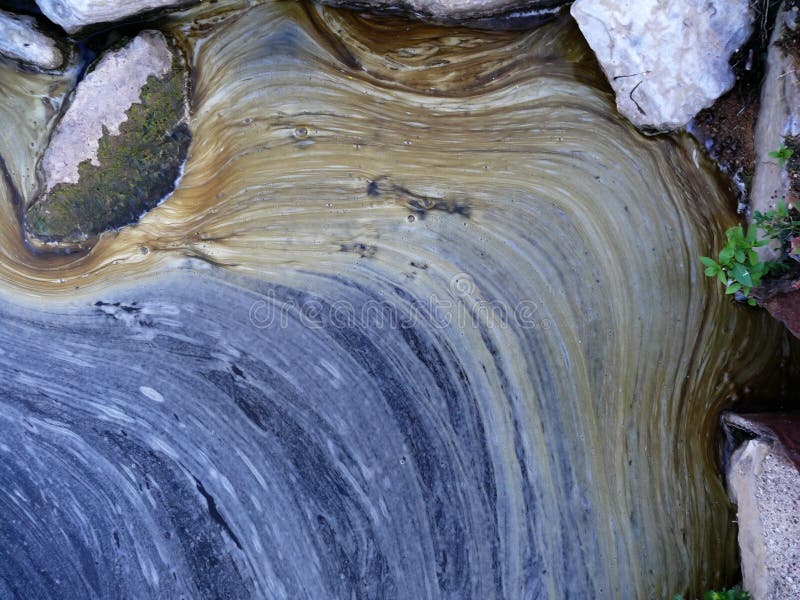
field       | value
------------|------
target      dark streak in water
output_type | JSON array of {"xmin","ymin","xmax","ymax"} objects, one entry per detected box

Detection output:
[{"xmin": 193, "ymin": 475, "xmax": 244, "ymax": 550}]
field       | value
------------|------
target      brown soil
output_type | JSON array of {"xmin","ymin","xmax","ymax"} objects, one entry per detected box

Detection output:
[
  {"xmin": 691, "ymin": 0, "xmax": 782, "ymax": 204},
  {"xmin": 692, "ymin": 88, "xmax": 758, "ymax": 200}
]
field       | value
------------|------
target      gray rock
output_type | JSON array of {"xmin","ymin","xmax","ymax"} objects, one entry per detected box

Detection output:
[
  {"xmin": 0, "ymin": 8, "xmax": 63, "ymax": 70},
  {"xmin": 571, "ymin": 0, "xmax": 753, "ymax": 131},
  {"xmin": 724, "ymin": 413, "xmax": 800, "ymax": 600},
  {"xmin": 26, "ymin": 30, "xmax": 190, "ymax": 245},
  {"xmin": 750, "ymin": 3, "xmax": 799, "ymax": 232},
  {"xmin": 34, "ymin": 0, "xmax": 199, "ymax": 34},
  {"xmin": 728, "ymin": 439, "xmax": 800, "ymax": 600},
  {"xmin": 318, "ymin": 0, "xmax": 568, "ymax": 22}
]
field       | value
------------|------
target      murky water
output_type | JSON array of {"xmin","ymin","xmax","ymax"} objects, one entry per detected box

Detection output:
[{"xmin": 0, "ymin": 1, "xmax": 796, "ymax": 597}]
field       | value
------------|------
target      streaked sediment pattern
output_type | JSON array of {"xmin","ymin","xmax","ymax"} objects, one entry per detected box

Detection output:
[{"xmin": 0, "ymin": 1, "xmax": 796, "ymax": 597}]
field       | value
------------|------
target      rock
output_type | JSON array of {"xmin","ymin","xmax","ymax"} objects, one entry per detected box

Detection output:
[
  {"xmin": 34, "ymin": 0, "xmax": 199, "ymax": 34},
  {"xmin": 25, "ymin": 30, "xmax": 190, "ymax": 245},
  {"xmin": 752, "ymin": 267, "xmax": 800, "ymax": 339},
  {"xmin": 747, "ymin": 3, "xmax": 800, "ymax": 329},
  {"xmin": 318, "ymin": 0, "xmax": 569, "ymax": 22},
  {"xmin": 0, "ymin": 8, "xmax": 64, "ymax": 70},
  {"xmin": 724, "ymin": 413, "xmax": 800, "ymax": 600},
  {"xmin": 570, "ymin": 0, "xmax": 753, "ymax": 132},
  {"xmin": 750, "ymin": 3, "xmax": 800, "ymax": 224}
]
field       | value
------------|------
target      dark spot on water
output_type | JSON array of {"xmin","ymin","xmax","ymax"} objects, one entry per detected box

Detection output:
[
  {"xmin": 367, "ymin": 180, "xmax": 380, "ymax": 196},
  {"xmin": 231, "ymin": 364, "xmax": 245, "ymax": 378},
  {"xmin": 339, "ymin": 242, "xmax": 377, "ymax": 258},
  {"xmin": 401, "ymin": 190, "xmax": 472, "ymax": 219},
  {"xmin": 193, "ymin": 476, "xmax": 243, "ymax": 551},
  {"xmin": 93, "ymin": 300, "xmax": 141, "ymax": 314},
  {"xmin": 410, "ymin": 261, "xmax": 428, "ymax": 270}
]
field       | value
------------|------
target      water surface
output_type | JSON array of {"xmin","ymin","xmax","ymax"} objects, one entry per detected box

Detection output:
[{"xmin": 0, "ymin": 2, "xmax": 796, "ymax": 597}]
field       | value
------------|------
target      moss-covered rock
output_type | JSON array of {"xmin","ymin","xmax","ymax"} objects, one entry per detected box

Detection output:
[{"xmin": 26, "ymin": 30, "xmax": 189, "ymax": 245}]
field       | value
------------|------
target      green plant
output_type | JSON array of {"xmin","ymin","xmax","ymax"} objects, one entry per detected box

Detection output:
[
  {"xmin": 673, "ymin": 588, "xmax": 750, "ymax": 600},
  {"xmin": 753, "ymin": 201, "xmax": 800, "ymax": 255},
  {"xmin": 769, "ymin": 144, "xmax": 794, "ymax": 168},
  {"xmin": 700, "ymin": 224, "xmax": 768, "ymax": 306}
]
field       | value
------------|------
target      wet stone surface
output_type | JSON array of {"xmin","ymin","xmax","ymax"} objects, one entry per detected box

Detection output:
[
  {"xmin": 34, "ymin": 0, "xmax": 201, "ymax": 34},
  {"xmin": 0, "ymin": 8, "xmax": 64, "ymax": 71}
]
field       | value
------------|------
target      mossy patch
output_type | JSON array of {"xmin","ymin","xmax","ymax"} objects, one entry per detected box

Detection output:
[{"xmin": 26, "ymin": 46, "xmax": 190, "ymax": 243}]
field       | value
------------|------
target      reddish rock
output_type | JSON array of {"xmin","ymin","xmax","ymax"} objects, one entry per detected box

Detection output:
[
  {"xmin": 752, "ymin": 271, "xmax": 800, "ymax": 339},
  {"xmin": 723, "ymin": 412, "xmax": 800, "ymax": 471}
]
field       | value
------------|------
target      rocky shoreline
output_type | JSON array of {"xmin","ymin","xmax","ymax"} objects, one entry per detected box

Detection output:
[{"xmin": 0, "ymin": 0, "xmax": 800, "ymax": 600}]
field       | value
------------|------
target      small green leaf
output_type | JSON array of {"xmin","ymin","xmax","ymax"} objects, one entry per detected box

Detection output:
[
  {"xmin": 769, "ymin": 145, "xmax": 793, "ymax": 168},
  {"xmin": 700, "ymin": 256, "xmax": 717, "ymax": 268},
  {"xmin": 726, "ymin": 225, "xmax": 745, "ymax": 244},
  {"xmin": 748, "ymin": 250, "xmax": 759, "ymax": 264},
  {"xmin": 719, "ymin": 245, "xmax": 734, "ymax": 264},
  {"xmin": 748, "ymin": 298, "xmax": 757, "ymax": 306},
  {"xmin": 718, "ymin": 271, "xmax": 727, "ymax": 285},
  {"xmin": 726, "ymin": 282, "xmax": 741, "ymax": 294},
  {"xmin": 731, "ymin": 263, "xmax": 753, "ymax": 287}
]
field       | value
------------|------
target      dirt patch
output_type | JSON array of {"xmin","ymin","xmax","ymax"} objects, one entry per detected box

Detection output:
[
  {"xmin": 691, "ymin": 0, "xmax": 782, "ymax": 204},
  {"xmin": 692, "ymin": 87, "xmax": 759, "ymax": 200}
]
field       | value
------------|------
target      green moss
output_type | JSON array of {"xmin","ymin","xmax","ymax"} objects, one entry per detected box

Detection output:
[{"xmin": 26, "ymin": 49, "xmax": 190, "ymax": 243}]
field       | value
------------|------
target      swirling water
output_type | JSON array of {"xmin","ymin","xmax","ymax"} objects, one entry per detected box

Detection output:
[{"xmin": 0, "ymin": 1, "xmax": 796, "ymax": 597}]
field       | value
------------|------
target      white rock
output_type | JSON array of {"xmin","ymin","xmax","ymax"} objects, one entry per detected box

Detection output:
[
  {"xmin": 750, "ymin": 3, "xmax": 799, "ymax": 231},
  {"xmin": 319, "ymin": 0, "xmax": 567, "ymax": 20},
  {"xmin": 728, "ymin": 439, "xmax": 800, "ymax": 600},
  {"xmin": 34, "ymin": 0, "xmax": 198, "ymax": 34},
  {"xmin": 41, "ymin": 30, "xmax": 173, "ymax": 192},
  {"xmin": 0, "ymin": 9, "xmax": 63, "ymax": 70},
  {"xmin": 571, "ymin": 0, "xmax": 753, "ymax": 131}
]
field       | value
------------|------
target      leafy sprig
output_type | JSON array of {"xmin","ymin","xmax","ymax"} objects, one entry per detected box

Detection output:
[
  {"xmin": 768, "ymin": 144, "xmax": 793, "ymax": 168},
  {"xmin": 673, "ymin": 588, "xmax": 750, "ymax": 600},
  {"xmin": 753, "ymin": 201, "xmax": 800, "ymax": 252},
  {"xmin": 700, "ymin": 224, "xmax": 767, "ymax": 306}
]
